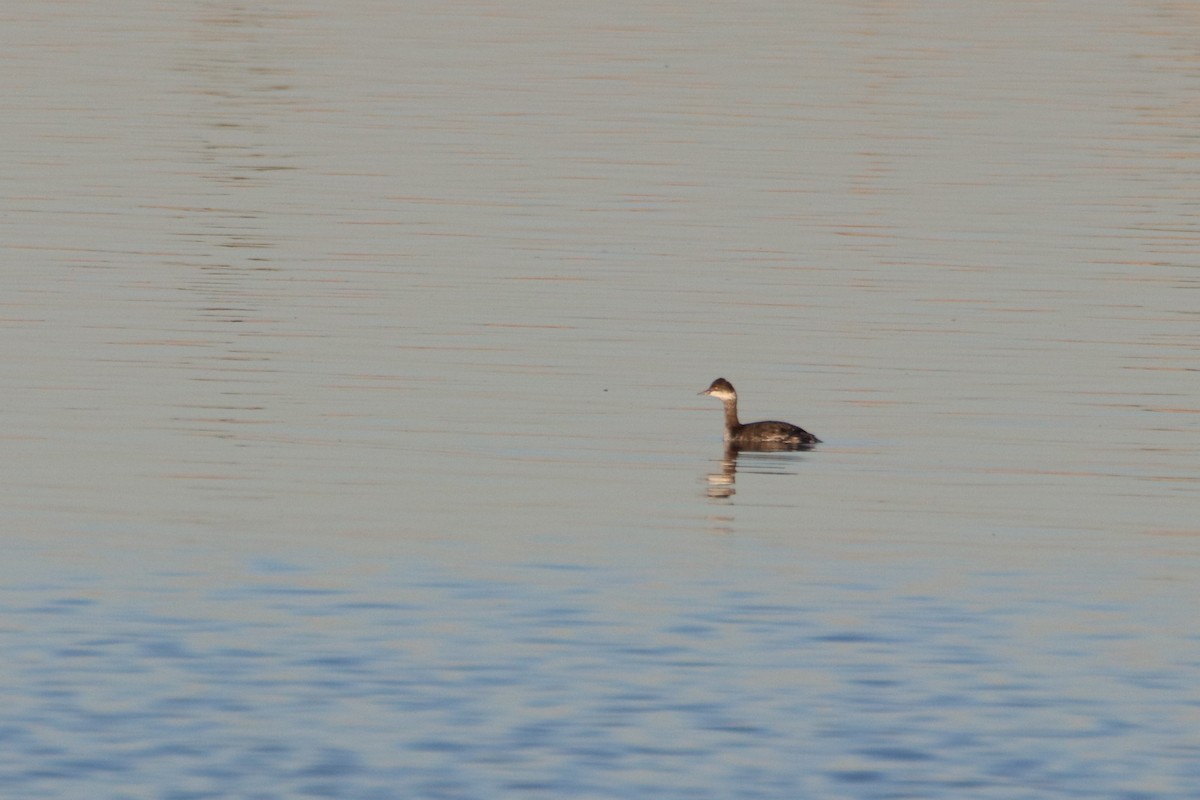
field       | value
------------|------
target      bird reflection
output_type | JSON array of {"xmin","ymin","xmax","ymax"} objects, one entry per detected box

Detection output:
[{"xmin": 704, "ymin": 442, "xmax": 815, "ymax": 499}]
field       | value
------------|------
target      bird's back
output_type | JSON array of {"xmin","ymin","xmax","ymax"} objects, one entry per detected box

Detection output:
[{"xmin": 731, "ymin": 419, "xmax": 821, "ymax": 446}]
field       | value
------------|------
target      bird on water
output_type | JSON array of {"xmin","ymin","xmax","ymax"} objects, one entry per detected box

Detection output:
[{"xmin": 700, "ymin": 378, "xmax": 820, "ymax": 448}]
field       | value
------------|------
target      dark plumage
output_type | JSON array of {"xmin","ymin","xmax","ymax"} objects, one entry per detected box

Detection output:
[{"xmin": 699, "ymin": 378, "xmax": 820, "ymax": 449}]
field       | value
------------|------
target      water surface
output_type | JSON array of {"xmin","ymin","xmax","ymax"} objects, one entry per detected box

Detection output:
[{"xmin": 2, "ymin": 1, "xmax": 1198, "ymax": 798}]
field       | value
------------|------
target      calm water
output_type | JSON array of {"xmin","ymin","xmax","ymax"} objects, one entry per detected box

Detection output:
[{"xmin": 3, "ymin": 1, "xmax": 1198, "ymax": 798}]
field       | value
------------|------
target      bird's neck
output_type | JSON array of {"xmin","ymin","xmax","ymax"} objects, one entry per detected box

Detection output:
[{"xmin": 722, "ymin": 398, "xmax": 741, "ymax": 430}]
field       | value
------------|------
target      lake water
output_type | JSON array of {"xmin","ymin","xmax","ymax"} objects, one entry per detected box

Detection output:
[{"xmin": 3, "ymin": 1, "xmax": 1198, "ymax": 798}]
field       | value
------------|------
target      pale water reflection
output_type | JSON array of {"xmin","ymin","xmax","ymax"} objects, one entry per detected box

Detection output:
[
  {"xmin": 3, "ymin": 0, "xmax": 1199, "ymax": 798},
  {"xmin": 704, "ymin": 449, "xmax": 817, "ymax": 500}
]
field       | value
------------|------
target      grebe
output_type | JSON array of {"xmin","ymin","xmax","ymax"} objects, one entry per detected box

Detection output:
[{"xmin": 700, "ymin": 378, "xmax": 820, "ymax": 448}]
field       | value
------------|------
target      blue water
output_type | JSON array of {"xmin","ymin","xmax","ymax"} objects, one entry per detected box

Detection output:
[{"xmin": 5, "ymin": 533, "xmax": 1198, "ymax": 799}]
